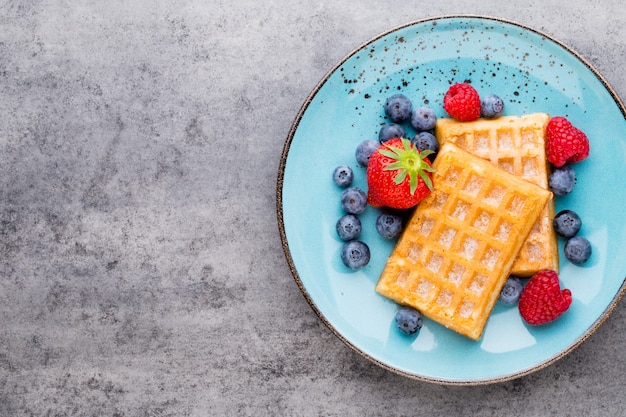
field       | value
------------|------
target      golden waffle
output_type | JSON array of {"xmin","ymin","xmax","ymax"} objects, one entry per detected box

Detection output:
[
  {"xmin": 375, "ymin": 143, "xmax": 552, "ymax": 340},
  {"xmin": 435, "ymin": 113, "xmax": 558, "ymax": 276}
]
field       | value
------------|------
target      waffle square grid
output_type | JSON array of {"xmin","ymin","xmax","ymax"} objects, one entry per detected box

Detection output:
[
  {"xmin": 435, "ymin": 113, "xmax": 558, "ymax": 276},
  {"xmin": 376, "ymin": 143, "xmax": 552, "ymax": 340}
]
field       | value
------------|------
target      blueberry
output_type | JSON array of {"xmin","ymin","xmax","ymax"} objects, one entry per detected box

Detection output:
[
  {"xmin": 410, "ymin": 107, "xmax": 437, "ymax": 131},
  {"xmin": 378, "ymin": 123, "xmax": 406, "ymax": 143},
  {"xmin": 394, "ymin": 306, "xmax": 423, "ymax": 335},
  {"xmin": 336, "ymin": 214, "xmax": 362, "ymax": 241},
  {"xmin": 480, "ymin": 94, "xmax": 505, "ymax": 118},
  {"xmin": 375, "ymin": 211, "xmax": 404, "ymax": 239},
  {"xmin": 499, "ymin": 277, "xmax": 524, "ymax": 305},
  {"xmin": 411, "ymin": 131, "xmax": 439, "ymax": 160},
  {"xmin": 332, "ymin": 165, "xmax": 353, "ymax": 187},
  {"xmin": 355, "ymin": 139, "xmax": 380, "ymax": 167},
  {"xmin": 553, "ymin": 210, "xmax": 581, "ymax": 238},
  {"xmin": 549, "ymin": 165, "xmax": 577, "ymax": 196},
  {"xmin": 341, "ymin": 187, "xmax": 367, "ymax": 214},
  {"xmin": 340, "ymin": 240, "xmax": 370, "ymax": 270},
  {"xmin": 384, "ymin": 94, "xmax": 413, "ymax": 123},
  {"xmin": 564, "ymin": 236, "xmax": 591, "ymax": 264}
]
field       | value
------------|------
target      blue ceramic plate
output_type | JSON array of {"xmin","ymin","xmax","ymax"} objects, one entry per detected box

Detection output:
[{"xmin": 277, "ymin": 15, "xmax": 626, "ymax": 384}]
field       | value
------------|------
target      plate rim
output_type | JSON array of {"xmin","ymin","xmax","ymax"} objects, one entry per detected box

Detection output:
[{"xmin": 276, "ymin": 14, "xmax": 626, "ymax": 385}]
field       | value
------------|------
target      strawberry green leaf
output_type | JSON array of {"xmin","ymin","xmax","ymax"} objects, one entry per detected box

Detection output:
[
  {"xmin": 379, "ymin": 148, "xmax": 402, "ymax": 159},
  {"xmin": 418, "ymin": 169, "xmax": 433, "ymax": 190},
  {"xmin": 380, "ymin": 138, "xmax": 435, "ymax": 194},
  {"xmin": 393, "ymin": 169, "xmax": 407, "ymax": 185}
]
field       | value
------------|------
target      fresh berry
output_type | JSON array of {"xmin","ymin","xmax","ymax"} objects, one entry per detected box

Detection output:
[
  {"xmin": 336, "ymin": 214, "xmax": 362, "ymax": 241},
  {"xmin": 480, "ymin": 94, "xmax": 505, "ymax": 118},
  {"xmin": 411, "ymin": 107, "xmax": 437, "ymax": 131},
  {"xmin": 394, "ymin": 306, "xmax": 423, "ymax": 335},
  {"xmin": 366, "ymin": 138, "xmax": 435, "ymax": 209},
  {"xmin": 375, "ymin": 211, "xmax": 404, "ymax": 239},
  {"xmin": 384, "ymin": 94, "xmax": 413, "ymax": 123},
  {"xmin": 518, "ymin": 270, "xmax": 572, "ymax": 326},
  {"xmin": 355, "ymin": 139, "xmax": 380, "ymax": 167},
  {"xmin": 443, "ymin": 83, "xmax": 481, "ymax": 122},
  {"xmin": 564, "ymin": 236, "xmax": 592, "ymax": 264},
  {"xmin": 549, "ymin": 165, "xmax": 577, "ymax": 195},
  {"xmin": 411, "ymin": 131, "xmax": 439, "ymax": 160},
  {"xmin": 340, "ymin": 187, "xmax": 367, "ymax": 214},
  {"xmin": 378, "ymin": 123, "xmax": 406, "ymax": 143},
  {"xmin": 546, "ymin": 116, "xmax": 590, "ymax": 167},
  {"xmin": 340, "ymin": 240, "xmax": 370, "ymax": 270},
  {"xmin": 332, "ymin": 165, "xmax": 353, "ymax": 187},
  {"xmin": 499, "ymin": 277, "xmax": 524, "ymax": 305},
  {"xmin": 553, "ymin": 210, "xmax": 581, "ymax": 238}
]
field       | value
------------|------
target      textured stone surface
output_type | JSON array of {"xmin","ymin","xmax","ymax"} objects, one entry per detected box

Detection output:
[{"xmin": 1, "ymin": 1, "xmax": 625, "ymax": 416}]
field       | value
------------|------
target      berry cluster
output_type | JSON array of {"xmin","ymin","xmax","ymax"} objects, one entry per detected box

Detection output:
[
  {"xmin": 506, "ymin": 116, "xmax": 591, "ymax": 326},
  {"xmin": 332, "ymin": 142, "xmax": 416, "ymax": 270},
  {"xmin": 443, "ymin": 82, "xmax": 505, "ymax": 122},
  {"xmin": 378, "ymin": 93, "xmax": 440, "ymax": 159},
  {"xmin": 332, "ymin": 152, "xmax": 413, "ymax": 270},
  {"xmin": 545, "ymin": 117, "xmax": 592, "ymax": 266},
  {"xmin": 334, "ymin": 93, "xmax": 444, "ymax": 271},
  {"xmin": 332, "ymin": 167, "xmax": 370, "ymax": 270}
]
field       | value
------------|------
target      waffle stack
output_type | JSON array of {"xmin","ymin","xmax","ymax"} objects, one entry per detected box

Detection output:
[
  {"xmin": 375, "ymin": 143, "xmax": 552, "ymax": 340},
  {"xmin": 435, "ymin": 113, "xmax": 558, "ymax": 276}
]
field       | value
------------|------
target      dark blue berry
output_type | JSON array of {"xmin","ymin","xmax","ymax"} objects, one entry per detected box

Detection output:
[
  {"xmin": 341, "ymin": 240, "xmax": 370, "ymax": 270},
  {"xmin": 336, "ymin": 214, "xmax": 362, "ymax": 241},
  {"xmin": 549, "ymin": 165, "xmax": 576, "ymax": 195},
  {"xmin": 375, "ymin": 211, "xmax": 403, "ymax": 239},
  {"xmin": 480, "ymin": 94, "xmax": 505, "ymax": 118},
  {"xmin": 553, "ymin": 210, "xmax": 581, "ymax": 238},
  {"xmin": 564, "ymin": 236, "xmax": 591, "ymax": 264},
  {"xmin": 355, "ymin": 140, "xmax": 380, "ymax": 167},
  {"xmin": 499, "ymin": 277, "xmax": 523, "ymax": 305},
  {"xmin": 411, "ymin": 131, "xmax": 439, "ymax": 160},
  {"xmin": 384, "ymin": 94, "xmax": 413, "ymax": 123},
  {"xmin": 332, "ymin": 165, "xmax": 353, "ymax": 187},
  {"xmin": 340, "ymin": 187, "xmax": 367, "ymax": 214},
  {"xmin": 394, "ymin": 306, "xmax": 423, "ymax": 335},
  {"xmin": 410, "ymin": 107, "xmax": 437, "ymax": 131},
  {"xmin": 378, "ymin": 123, "xmax": 406, "ymax": 143}
]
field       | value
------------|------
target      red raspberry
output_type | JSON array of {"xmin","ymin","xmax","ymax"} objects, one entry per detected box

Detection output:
[
  {"xmin": 443, "ymin": 83, "xmax": 481, "ymax": 122},
  {"xmin": 518, "ymin": 270, "xmax": 572, "ymax": 326},
  {"xmin": 546, "ymin": 116, "xmax": 590, "ymax": 167}
]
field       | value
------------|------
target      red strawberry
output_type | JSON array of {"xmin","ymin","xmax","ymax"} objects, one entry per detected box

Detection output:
[
  {"xmin": 518, "ymin": 270, "xmax": 572, "ymax": 325},
  {"xmin": 366, "ymin": 138, "xmax": 435, "ymax": 209},
  {"xmin": 443, "ymin": 83, "xmax": 481, "ymax": 122},
  {"xmin": 546, "ymin": 116, "xmax": 590, "ymax": 167}
]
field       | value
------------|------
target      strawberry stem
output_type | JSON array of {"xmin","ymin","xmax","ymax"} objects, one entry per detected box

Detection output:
[{"xmin": 379, "ymin": 138, "xmax": 436, "ymax": 194}]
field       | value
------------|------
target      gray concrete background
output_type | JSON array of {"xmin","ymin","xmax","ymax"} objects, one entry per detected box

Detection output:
[{"xmin": 1, "ymin": 1, "xmax": 625, "ymax": 416}]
